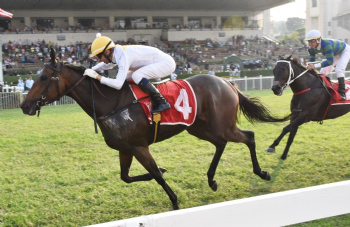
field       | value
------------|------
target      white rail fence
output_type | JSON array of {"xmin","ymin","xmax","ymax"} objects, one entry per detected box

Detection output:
[
  {"xmin": 0, "ymin": 72, "xmax": 348, "ymax": 110},
  {"xmin": 86, "ymin": 180, "xmax": 350, "ymax": 227},
  {"xmin": 0, "ymin": 92, "xmax": 76, "ymax": 109}
]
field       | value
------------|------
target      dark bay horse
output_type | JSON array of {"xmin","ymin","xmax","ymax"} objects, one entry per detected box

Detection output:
[
  {"xmin": 21, "ymin": 49, "xmax": 289, "ymax": 210},
  {"xmin": 269, "ymin": 56, "xmax": 350, "ymax": 160}
]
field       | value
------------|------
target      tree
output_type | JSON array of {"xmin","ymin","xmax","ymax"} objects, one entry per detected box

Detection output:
[
  {"xmin": 273, "ymin": 21, "xmax": 288, "ymax": 38},
  {"xmin": 286, "ymin": 17, "xmax": 305, "ymax": 32}
]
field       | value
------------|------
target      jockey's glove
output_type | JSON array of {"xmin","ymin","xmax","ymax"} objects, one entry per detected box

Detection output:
[{"xmin": 83, "ymin": 69, "xmax": 99, "ymax": 79}]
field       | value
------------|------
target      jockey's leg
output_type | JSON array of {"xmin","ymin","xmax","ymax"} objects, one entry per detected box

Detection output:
[
  {"xmin": 335, "ymin": 45, "xmax": 350, "ymax": 101},
  {"xmin": 131, "ymin": 59, "xmax": 175, "ymax": 113},
  {"xmin": 337, "ymin": 77, "xmax": 346, "ymax": 101},
  {"xmin": 138, "ymin": 77, "xmax": 171, "ymax": 113}
]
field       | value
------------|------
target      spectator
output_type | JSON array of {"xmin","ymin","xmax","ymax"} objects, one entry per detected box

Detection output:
[
  {"xmin": 67, "ymin": 55, "xmax": 73, "ymax": 63},
  {"xmin": 208, "ymin": 68, "xmax": 216, "ymax": 76},
  {"xmin": 26, "ymin": 76, "xmax": 34, "ymax": 90},
  {"xmin": 170, "ymin": 71, "xmax": 177, "ymax": 81},
  {"xmin": 233, "ymin": 67, "xmax": 239, "ymax": 76},
  {"xmin": 23, "ymin": 78, "xmax": 28, "ymax": 91},
  {"xmin": 185, "ymin": 61, "xmax": 192, "ymax": 74},
  {"xmin": 17, "ymin": 78, "xmax": 24, "ymax": 91}
]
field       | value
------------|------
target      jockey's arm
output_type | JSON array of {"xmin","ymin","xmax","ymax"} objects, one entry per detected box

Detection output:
[{"xmin": 99, "ymin": 51, "xmax": 129, "ymax": 90}]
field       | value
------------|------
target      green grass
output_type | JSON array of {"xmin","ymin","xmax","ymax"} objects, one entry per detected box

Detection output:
[{"xmin": 1, "ymin": 89, "xmax": 350, "ymax": 226}]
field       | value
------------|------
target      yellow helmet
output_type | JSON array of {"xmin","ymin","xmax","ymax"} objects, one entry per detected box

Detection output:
[{"xmin": 90, "ymin": 33, "xmax": 115, "ymax": 57}]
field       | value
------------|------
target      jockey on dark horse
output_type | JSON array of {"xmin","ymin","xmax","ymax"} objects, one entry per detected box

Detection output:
[
  {"xmin": 305, "ymin": 29, "xmax": 350, "ymax": 101},
  {"xmin": 83, "ymin": 33, "xmax": 175, "ymax": 113}
]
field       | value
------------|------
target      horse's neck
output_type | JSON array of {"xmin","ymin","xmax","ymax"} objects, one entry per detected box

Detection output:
[
  {"xmin": 68, "ymin": 79, "xmax": 130, "ymax": 118},
  {"xmin": 289, "ymin": 65, "xmax": 318, "ymax": 92}
]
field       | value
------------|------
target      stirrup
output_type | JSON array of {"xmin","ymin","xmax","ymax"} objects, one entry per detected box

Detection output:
[
  {"xmin": 151, "ymin": 102, "xmax": 171, "ymax": 113},
  {"xmin": 340, "ymin": 93, "xmax": 346, "ymax": 101}
]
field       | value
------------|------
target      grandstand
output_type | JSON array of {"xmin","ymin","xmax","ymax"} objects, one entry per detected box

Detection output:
[{"xmin": 1, "ymin": 0, "xmax": 299, "ymax": 84}]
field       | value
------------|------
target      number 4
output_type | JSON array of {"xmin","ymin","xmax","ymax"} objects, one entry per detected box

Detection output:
[{"xmin": 174, "ymin": 89, "xmax": 192, "ymax": 120}]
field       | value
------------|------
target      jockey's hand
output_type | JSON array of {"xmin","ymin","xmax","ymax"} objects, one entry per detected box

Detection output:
[
  {"xmin": 83, "ymin": 69, "xmax": 99, "ymax": 79},
  {"xmin": 307, "ymin": 64, "xmax": 315, "ymax": 70}
]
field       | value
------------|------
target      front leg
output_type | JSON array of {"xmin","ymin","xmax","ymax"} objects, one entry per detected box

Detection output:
[
  {"xmin": 266, "ymin": 124, "xmax": 291, "ymax": 153},
  {"xmin": 119, "ymin": 151, "xmax": 167, "ymax": 183},
  {"xmin": 266, "ymin": 109, "xmax": 304, "ymax": 153},
  {"xmin": 281, "ymin": 127, "xmax": 299, "ymax": 160}
]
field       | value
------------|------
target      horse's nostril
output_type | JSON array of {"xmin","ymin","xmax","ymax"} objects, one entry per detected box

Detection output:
[{"xmin": 21, "ymin": 104, "xmax": 28, "ymax": 109}]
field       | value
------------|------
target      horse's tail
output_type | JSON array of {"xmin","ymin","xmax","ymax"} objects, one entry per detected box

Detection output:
[{"xmin": 230, "ymin": 82, "xmax": 290, "ymax": 123}]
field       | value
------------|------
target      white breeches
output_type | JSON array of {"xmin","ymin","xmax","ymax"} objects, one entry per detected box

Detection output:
[
  {"xmin": 126, "ymin": 55, "xmax": 176, "ymax": 84},
  {"xmin": 320, "ymin": 44, "xmax": 350, "ymax": 78}
]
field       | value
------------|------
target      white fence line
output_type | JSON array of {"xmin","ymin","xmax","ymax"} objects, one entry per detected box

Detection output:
[
  {"xmin": 0, "ymin": 92, "xmax": 76, "ymax": 109},
  {"xmin": 85, "ymin": 180, "xmax": 350, "ymax": 227}
]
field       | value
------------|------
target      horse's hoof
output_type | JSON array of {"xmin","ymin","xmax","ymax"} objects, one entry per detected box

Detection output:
[
  {"xmin": 261, "ymin": 171, "xmax": 271, "ymax": 181},
  {"xmin": 266, "ymin": 147, "xmax": 275, "ymax": 153},
  {"xmin": 210, "ymin": 181, "xmax": 218, "ymax": 191},
  {"xmin": 281, "ymin": 155, "xmax": 287, "ymax": 160},
  {"xmin": 172, "ymin": 204, "xmax": 179, "ymax": 210}
]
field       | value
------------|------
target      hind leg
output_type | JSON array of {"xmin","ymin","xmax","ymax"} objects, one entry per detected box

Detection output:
[
  {"xmin": 207, "ymin": 141, "xmax": 227, "ymax": 191},
  {"xmin": 221, "ymin": 126, "xmax": 270, "ymax": 181},
  {"xmin": 239, "ymin": 129, "xmax": 270, "ymax": 180}
]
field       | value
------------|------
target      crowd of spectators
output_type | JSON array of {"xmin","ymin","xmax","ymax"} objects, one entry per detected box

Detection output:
[{"xmin": 1, "ymin": 33, "xmax": 309, "ymax": 93}]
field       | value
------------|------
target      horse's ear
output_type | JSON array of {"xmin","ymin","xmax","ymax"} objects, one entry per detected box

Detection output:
[
  {"xmin": 286, "ymin": 55, "xmax": 292, "ymax": 60},
  {"xmin": 50, "ymin": 47, "xmax": 56, "ymax": 65}
]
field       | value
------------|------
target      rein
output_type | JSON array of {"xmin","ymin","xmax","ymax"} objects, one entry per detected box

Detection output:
[
  {"xmin": 276, "ymin": 60, "xmax": 309, "ymax": 91},
  {"xmin": 277, "ymin": 60, "xmax": 337, "ymax": 103}
]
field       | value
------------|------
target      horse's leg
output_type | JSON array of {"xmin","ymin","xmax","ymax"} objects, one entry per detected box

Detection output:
[
  {"xmin": 266, "ymin": 123, "xmax": 292, "ymax": 153},
  {"xmin": 239, "ymin": 129, "xmax": 271, "ymax": 180},
  {"xmin": 207, "ymin": 141, "xmax": 227, "ymax": 191},
  {"xmin": 281, "ymin": 127, "xmax": 299, "ymax": 160},
  {"xmin": 267, "ymin": 112, "xmax": 308, "ymax": 159},
  {"xmin": 131, "ymin": 147, "xmax": 179, "ymax": 210},
  {"xmin": 119, "ymin": 151, "xmax": 167, "ymax": 182}
]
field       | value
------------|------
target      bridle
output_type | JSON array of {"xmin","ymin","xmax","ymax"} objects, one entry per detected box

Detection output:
[
  {"xmin": 276, "ymin": 60, "xmax": 309, "ymax": 91},
  {"xmin": 36, "ymin": 61, "xmax": 87, "ymax": 116}
]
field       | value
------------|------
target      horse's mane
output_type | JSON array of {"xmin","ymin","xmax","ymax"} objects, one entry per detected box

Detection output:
[
  {"xmin": 64, "ymin": 62, "xmax": 86, "ymax": 75},
  {"xmin": 279, "ymin": 56, "xmax": 319, "ymax": 77}
]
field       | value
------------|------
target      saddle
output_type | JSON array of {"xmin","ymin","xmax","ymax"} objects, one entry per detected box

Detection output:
[
  {"xmin": 319, "ymin": 75, "xmax": 350, "ymax": 121},
  {"xmin": 129, "ymin": 80, "xmax": 197, "ymax": 143},
  {"xmin": 319, "ymin": 75, "xmax": 350, "ymax": 104}
]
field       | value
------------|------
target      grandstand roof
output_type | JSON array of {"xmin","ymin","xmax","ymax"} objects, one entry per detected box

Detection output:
[{"xmin": 2, "ymin": 0, "xmax": 294, "ymax": 11}]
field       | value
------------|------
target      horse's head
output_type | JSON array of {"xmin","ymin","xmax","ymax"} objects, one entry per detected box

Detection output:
[
  {"xmin": 271, "ymin": 55, "xmax": 307, "ymax": 96},
  {"xmin": 21, "ymin": 48, "xmax": 84, "ymax": 115}
]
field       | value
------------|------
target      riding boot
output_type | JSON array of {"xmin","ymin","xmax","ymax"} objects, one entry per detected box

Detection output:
[
  {"xmin": 138, "ymin": 78, "xmax": 171, "ymax": 113},
  {"xmin": 338, "ymin": 77, "xmax": 346, "ymax": 101}
]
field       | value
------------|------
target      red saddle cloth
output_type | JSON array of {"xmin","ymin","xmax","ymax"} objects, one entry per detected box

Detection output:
[
  {"xmin": 129, "ymin": 80, "xmax": 197, "ymax": 125},
  {"xmin": 320, "ymin": 75, "xmax": 350, "ymax": 105}
]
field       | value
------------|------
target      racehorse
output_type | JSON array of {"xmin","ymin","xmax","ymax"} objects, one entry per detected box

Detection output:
[
  {"xmin": 21, "ymin": 48, "xmax": 289, "ymax": 210},
  {"xmin": 268, "ymin": 56, "xmax": 350, "ymax": 160}
]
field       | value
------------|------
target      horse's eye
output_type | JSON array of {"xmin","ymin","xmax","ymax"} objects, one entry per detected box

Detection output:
[{"xmin": 41, "ymin": 75, "xmax": 48, "ymax": 81}]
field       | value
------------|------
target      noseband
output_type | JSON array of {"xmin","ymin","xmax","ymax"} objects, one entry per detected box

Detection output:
[{"xmin": 276, "ymin": 60, "xmax": 309, "ymax": 91}]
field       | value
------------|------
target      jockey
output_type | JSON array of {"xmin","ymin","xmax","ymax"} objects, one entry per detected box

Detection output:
[
  {"xmin": 305, "ymin": 29, "xmax": 350, "ymax": 101},
  {"xmin": 84, "ymin": 33, "xmax": 175, "ymax": 113}
]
